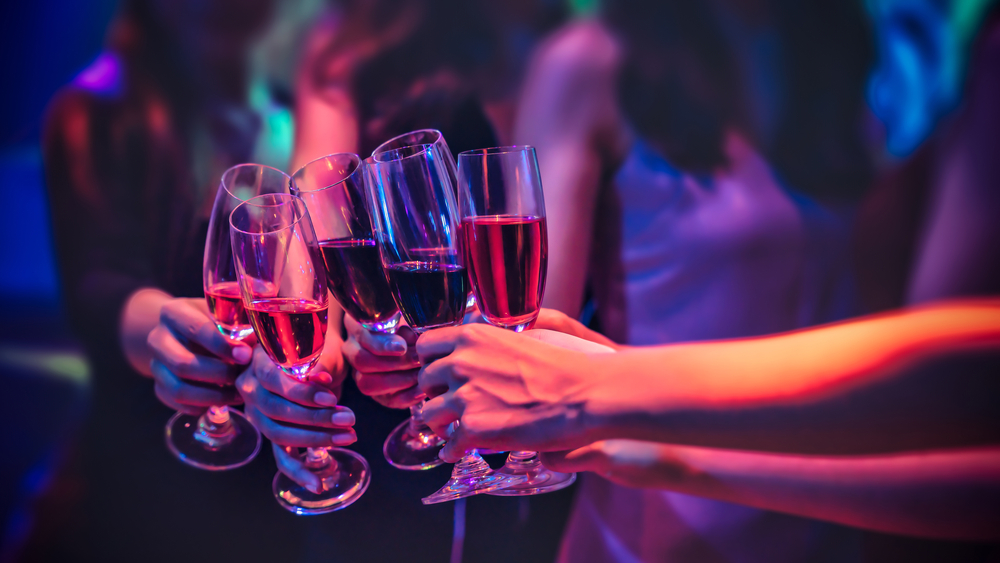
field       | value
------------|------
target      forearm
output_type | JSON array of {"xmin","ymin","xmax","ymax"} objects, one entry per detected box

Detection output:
[
  {"xmin": 120, "ymin": 287, "xmax": 173, "ymax": 375},
  {"xmin": 585, "ymin": 441, "xmax": 1000, "ymax": 541},
  {"xmin": 584, "ymin": 299, "xmax": 1000, "ymax": 453}
]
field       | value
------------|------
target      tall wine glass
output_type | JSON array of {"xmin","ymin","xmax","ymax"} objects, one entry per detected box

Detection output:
[
  {"xmin": 366, "ymin": 144, "xmax": 527, "ymax": 503},
  {"xmin": 373, "ymin": 130, "xmax": 478, "ymax": 312},
  {"xmin": 456, "ymin": 146, "xmax": 576, "ymax": 496},
  {"xmin": 230, "ymin": 193, "xmax": 370, "ymax": 514},
  {"xmin": 290, "ymin": 153, "xmax": 402, "ymax": 333},
  {"xmin": 164, "ymin": 165, "xmax": 280, "ymax": 470}
]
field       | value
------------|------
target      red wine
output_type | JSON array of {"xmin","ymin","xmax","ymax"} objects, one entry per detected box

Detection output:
[
  {"xmin": 319, "ymin": 238, "xmax": 399, "ymax": 329},
  {"xmin": 205, "ymin": 281, "xmax": 252, "ymax": 339},
  {"xmin": 384, "ymin": 262, "xmax": 467, "ymax": 330},
  {"xmin": 462, "ymin": 215, "xmax": 547, "ymax": 329},
  {"xmin": 246, "ymin": 298, "xmax": 328, "ymax": 373}
]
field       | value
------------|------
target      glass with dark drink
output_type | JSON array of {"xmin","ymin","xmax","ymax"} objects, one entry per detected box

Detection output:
[
  {"xmin": 367, "ymin": 144, "xmax": 523, "ymax": 501},
  {"xmin": 291, "ymin": 153, "xmax": 401, "ymax": 333}
]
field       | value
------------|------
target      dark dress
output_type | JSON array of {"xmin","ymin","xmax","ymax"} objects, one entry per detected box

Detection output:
[{"xmin": 39, "ymin": 59, "xmax": 573, "ymax": 563}]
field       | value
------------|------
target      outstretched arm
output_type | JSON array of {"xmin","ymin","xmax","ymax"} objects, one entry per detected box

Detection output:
[
  {"xmin": 418, "ymin": 299, "xmax": 1000, "ymax": 459},
  {"xmin": 542, "ymin": 441, "xmax": 1000, "ymax": 542}
]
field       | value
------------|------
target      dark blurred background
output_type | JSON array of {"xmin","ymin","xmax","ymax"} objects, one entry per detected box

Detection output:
[{"xmin": 2, "ymin": 0, "xmax": 999, "ymax": 561}]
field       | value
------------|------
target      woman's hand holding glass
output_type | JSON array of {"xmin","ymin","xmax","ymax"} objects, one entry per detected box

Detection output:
[
  {"xmin": 343, "ymin": 315, "xmax": 424, "ymax": 409},
  {"xmin": 147, "ymin": 297, "xmax": 251, "ymax": 414},
  {"xmin": 417, "ymin": 323, "xmax": 612, "ymax": 462},
  {"xmin": 237, "ymin": 346, "xmax": 358, "ymax": 492}
]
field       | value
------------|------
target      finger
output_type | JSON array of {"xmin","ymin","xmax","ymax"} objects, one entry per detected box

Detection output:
[
  {"xmin": 417, "ymin": 359, "xmax": 453, "ymax": 398},
  {"xmin": 342, "ymin": 338, "xmax": 420, "ymax": 373},
  {"xmin": 345, "ymin": 315, "xmax": 410, "ymax": 356},
  {"xmin": 245, "ymin": 405, "xmax": 357, "ymax": 448},
  {"xmin": 354, "ymin": 369, "xmax": 419, "ymax": 397},
  {"xmin": 153, "ymin": 384, "xmax": 204, "ymax": 415},
  {"xmin": 147, "ymin": 326, "xmax": 238, "ymax": 385},
  {"xmin": 421, "ymin": 392, "xmax": 462, "ymax": 438},
  {"xmin": 415, "ymin": 325, "xmax": 467, "ymax": 363},
  {"xmin": 370, "ymin": 385, "xmax": 425, "ymax": 409},
  {"xmin": 272, "ymin": 443, "xmax": 322, "ymax": 495},
  {"xmin": 251, "ymin": 385, "xmax": 356, "ymax": 428},
  {"xmin": 253, "ymin": 348, "xmax": 337, "ymax": 407},
  {"xmin": 160, "ymin": 300, "xmax": 253, "ymax": 364},
  {"xmin": 151, "ymin": 359, "xmax": 242, "ymax": 407},
  {"xmin": 540, "ymin": 444, "xmax": 608, "ymax": 474},
  {"xmin": 439, "ymin": 424, "xmax": 473, "ymax": 463}
]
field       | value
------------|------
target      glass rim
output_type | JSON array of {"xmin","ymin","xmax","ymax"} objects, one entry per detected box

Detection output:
[
  {"xmin": 229, "ymin": 193, "xmax": 308, "ymax": 236},
  {"xmin": 456, "ymin": 145, "xmax": 536, "ymax": 159},
  {"xmin": 367, "ymin": 143, "xmax": 435, "ymax": 165},
  {"xmin": 371, "ymin": 129, "xmax": 443, "ymax": 157},
  {"xmin": 290, "ymin": 152, "xmax": 363, "ymax": 194},
  {"xmin": 219, "ymin": 163, "xmax": 292, "ymax": 201}
]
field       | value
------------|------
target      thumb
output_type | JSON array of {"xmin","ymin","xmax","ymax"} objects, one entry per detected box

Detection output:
[{"xmin": 439, "ymin": 423, "xmax": 473, "ymax": 464}]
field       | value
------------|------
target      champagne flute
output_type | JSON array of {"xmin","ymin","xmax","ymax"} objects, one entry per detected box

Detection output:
[
  {"xmin": 365, "ymin": 144, "xmax": 527, "ymax": 503},
  {"xmin": 372, "ymin": 130, "xmax": 477, "ymax": 313},
  {"xmin": 230, "ymin": 193, "xmax": 370, "ymax": 514},
  {"xmin": 291, "ymin": 154, "xmax": 442, "ymax": 469},
  {"xmin": 164, "ymin": 165, "xmax": 280, "ymax": 470},
  {"xmin": 290, "ymin": 153, "xmax": 401, "ymax": 333},
  {"xmin": 456, "ymin": 146, "xmax": 576, "ymax": 496}
]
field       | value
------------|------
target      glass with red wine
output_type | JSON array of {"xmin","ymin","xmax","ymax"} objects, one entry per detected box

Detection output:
[
  {"xmin": 366, "ymin": 144, "xmax": 527, "ymax": 503},
  {"xmin": 230, "ymin": 193, "xmax": 370, "ymax": 515},
  {"xmin": 456, "ymin": 145, "xmax": 576, "ymax": 496},
  {"xmin": 290, "ymin": 153, "xmax": 402, "ymax": 334},
  {"xmin": 163, "ymin": 164, "xmax": 282, "ymax": 471}
]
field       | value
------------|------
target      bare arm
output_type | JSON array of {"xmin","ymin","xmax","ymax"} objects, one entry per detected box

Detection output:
[
  {"xmin": 513, "ymin": 21, "xmax": 623, "ymax": 316},
  {"xmin": 290, "ymin": 12, "xmax": 359, "ymax": 171},
  {"xmin": 418, "ymin": 299, "xmax": 1000, "ymax": 459},
  {"xmin": 584, "ymin": 299, "xmax": 1000, "ymax": 453},
  {"xmin": 543, "ymin": 441, "xmax": 1000, "ymax": 541}
]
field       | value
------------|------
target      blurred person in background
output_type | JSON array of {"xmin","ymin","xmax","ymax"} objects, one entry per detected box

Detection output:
[
  {"xmin": 412, "ymin": 0, "xmax": 1000, "ymax": 561},
  {"xmin": 508, "ymin": 1, "xmax": 871, "ymax": 561},
  {"xmin": 39, "ymin": 0, "xmax": 342, "ymax": 560}
]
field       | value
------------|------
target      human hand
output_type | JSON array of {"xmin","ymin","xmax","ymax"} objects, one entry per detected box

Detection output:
[
  {"xmin": 540, "ymin": 440, "xmax": 697, "ymax": 490},
  {"xmin": 417, "ymin": 324, "xmax": 614, "ymax": 462},
  {"xmin": 533, "ymin": 308, "xmax": 621, "ymax": 350},
  {"xmin": 237, "ymin": 346, "xmax": 357, "ymax": 449},
  {"xmin": 147, "ymin": 297, "xmax": 252, "ymax": 414},
  {"xmin": 342, "ymin": 315, "xmax": 423, "ymax": 408}
]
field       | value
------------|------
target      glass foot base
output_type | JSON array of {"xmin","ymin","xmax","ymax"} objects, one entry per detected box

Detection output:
[
  {"xmin": 488, "ymin": 452, "xmax": 577, "ymax": 496},
  {"xmin": 383, "ymin": 417, "xmax": 446, "ymax": 470},
  {"xmin": 273, "ymin": 448, "xmax": 370, "ymax": 515},
  {"xmin": 165, "ymin": 409, "xmax": 261, "ymax": 471},
  {"xmin": 422, "ymin": 452, "xmax": 526, "ymax": 505},
  {"xmin": 488, "ymin": 467, "xmax": 576, "ymax": 496}
]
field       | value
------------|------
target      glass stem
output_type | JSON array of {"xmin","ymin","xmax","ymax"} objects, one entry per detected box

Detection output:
[
  {"xmin": 305, "ymin": 447, "xmax": 339, "ymax": 493},
  {"xmin": 408, "ymin": 401, "xmax": 436, "ymax": 437},
  {"xmin": 194, "ymin": 405, "xmax": 236, "ymax": 449},
  {"xmin": 504, "ymin": 451, "xmax": 542, "ymax": 473}
]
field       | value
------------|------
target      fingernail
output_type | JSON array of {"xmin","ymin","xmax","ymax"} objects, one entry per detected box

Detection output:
[
  {"xmin": 233, "ymin": 346, "xmax": 252, "ymax": 363},
  {"xmin": 332, "ymin": 433, "xmax": 356, "ymax": 446},
  {"xmin": 331, "ymin": 411, "xmax": 355, "ymax": 426},
  {"xmin": 386, "ymin": 339, "xmax": 406, "ymax": 353},
  {"xmin": 314, "ymin": 392, "xmax": 338, "ymax": 406}
]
